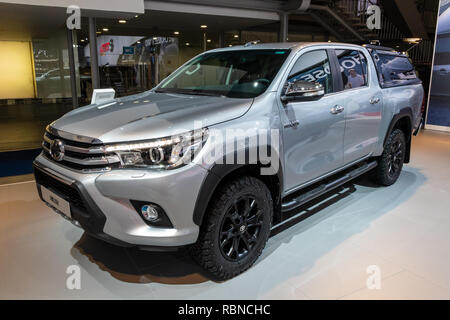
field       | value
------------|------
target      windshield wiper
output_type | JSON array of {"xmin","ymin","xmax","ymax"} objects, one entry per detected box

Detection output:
[
  {"xmin": 156, "ymin": 88, "xmax": 225, "ymax": 97},
  {"xmin": 187, "ymin": 89, "xmax": 226, "ymax": 97}
]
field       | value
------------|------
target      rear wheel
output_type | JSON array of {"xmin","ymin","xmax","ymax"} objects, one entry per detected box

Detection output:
[
  {"xmin": 189, "ymin": 176, "xmax": 273, "ymax": 280},
  {"xmin": 372, "ymin": 129, "xmax": 406, "ymax": 186}
]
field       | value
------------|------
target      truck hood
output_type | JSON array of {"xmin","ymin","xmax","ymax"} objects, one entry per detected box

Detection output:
[{"xmin": 51, "ymin": 91, "xmax": 253, "ymax": 143}]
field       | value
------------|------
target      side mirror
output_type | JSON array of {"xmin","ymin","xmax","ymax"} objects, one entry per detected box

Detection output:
[{"xmin": 281, "ymin": 80, "xmax": 325, "ymax": 103}]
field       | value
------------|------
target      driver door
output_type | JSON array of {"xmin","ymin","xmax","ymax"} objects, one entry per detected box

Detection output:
[{"xmin": 280, "ymin": 49, "xmax": 346, "ymax": 193}]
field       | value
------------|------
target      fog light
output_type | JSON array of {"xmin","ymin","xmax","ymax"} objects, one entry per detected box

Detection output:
[
  {"xmin": 131, "ymin": 201, "xmax": 173, "ymax": 227},
  {"xmin": 141, "ymin": 204, "xmax": 159, "ymax": 222}
]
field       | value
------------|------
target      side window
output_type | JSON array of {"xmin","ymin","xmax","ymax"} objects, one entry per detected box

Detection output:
[
  {"xmin": 335, "ymin": 49, "xmax": 368, "ymax": 90},
  {"xmin": 287, "ymin": 50, "xmax": 334, "ymax": 94},
  {"xmin": 378, "ymin": 54, "xmax": 417, "ymax": 83}
]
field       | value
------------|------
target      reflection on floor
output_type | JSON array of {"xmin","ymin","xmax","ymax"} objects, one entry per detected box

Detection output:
[
  {"xmin": 0, "ymin": 102, "xmax": 73, "ymax": 152},
  {"xmin": 0, "ymin": 174, "xmax": 34, "ymax": 186},
  {"xmin": 0, "ymin": 130, "xmax": 449, "ymax": 299}
]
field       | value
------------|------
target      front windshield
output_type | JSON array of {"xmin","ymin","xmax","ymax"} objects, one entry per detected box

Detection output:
[{"xmin": 157, "ymin": 49, "xmax": 291, "ymax": 98}]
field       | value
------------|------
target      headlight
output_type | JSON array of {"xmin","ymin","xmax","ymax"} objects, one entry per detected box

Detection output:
[{"xmin": 105, "ymin": 128, "xmax": 208, "ymax": 170}]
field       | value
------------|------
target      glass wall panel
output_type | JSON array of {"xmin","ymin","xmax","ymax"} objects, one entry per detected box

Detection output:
[
  {"xmin": 0, "ymin": 28, "xmax": 79, "ymax": 152},
  {"xmin": 32, "ymin": 30, "xmax": 80, "ymax": 99},
  {"xmin": 80, "ymin": 35, "xmax": 182, "ymax": 98}
]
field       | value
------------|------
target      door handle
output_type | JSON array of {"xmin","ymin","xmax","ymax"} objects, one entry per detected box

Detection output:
[
  {"xmin": 370, "ymin": 97, "xmax": 380, "ymax": 104},
  {"xmin": 330, "ymin": 105, "xmax": 344, "ymax": 114}
]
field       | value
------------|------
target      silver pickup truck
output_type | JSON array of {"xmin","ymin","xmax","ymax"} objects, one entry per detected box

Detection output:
[{"xmin": 33, "ymin": 42, "xmax": 424, "ymax": 280}]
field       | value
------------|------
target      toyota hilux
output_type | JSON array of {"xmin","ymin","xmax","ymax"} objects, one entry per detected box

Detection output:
[{"xmin": 34, "ymin": 42, "xmax": 424, "ymax": 280}]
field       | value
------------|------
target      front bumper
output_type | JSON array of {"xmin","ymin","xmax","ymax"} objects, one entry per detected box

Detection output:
[{"xmin": 33, "ymin": 153, "xmax": 208, "ymax": 248}]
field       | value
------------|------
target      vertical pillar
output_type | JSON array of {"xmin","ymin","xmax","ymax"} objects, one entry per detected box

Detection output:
[
  {"xmin": 89, "ymin": 17, "xmax": 100, "ymax": 89},
  {"xmin": 279, "ymin": 12, "xmax": 289, "ymax": 42},
  {"xmin": 66, "ymin": 28, "xmax": 78, "ymax": 108},
  {"xmin": 155, "ymin": 57, "xmax": 159, "ymax": 85},
  {"xmin": 203, "ymin": 32, "xmax": 207, "ymax": 51},
  {"xmin": 58, "ymin": 43, "xmax": 67, "ymax": 100},
  {"xmin": 219, "ymin": 31, "xmax": 224, "ymax": 48}
]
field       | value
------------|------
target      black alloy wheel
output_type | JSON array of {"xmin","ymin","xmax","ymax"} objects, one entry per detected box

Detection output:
[
  {"xmin": 219, "ymin": 195, "xmax": 264, "ymax": 261},
  {"xmin": 387, "ymin": 138, "xmax": 404, "ymax": 179},
  {"xmin": 371, "ymin": 128, "xmax": 406, "ymax": 186}
]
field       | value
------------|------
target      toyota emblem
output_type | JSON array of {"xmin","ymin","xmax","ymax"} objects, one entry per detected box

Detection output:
[{"xmin": 50, "ymin": 139, "xmax": 65, "ymax": 161}]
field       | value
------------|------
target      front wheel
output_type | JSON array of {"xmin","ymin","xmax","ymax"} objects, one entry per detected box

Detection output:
[
  {"xmin": 371, "ymin": 129, "xmax": 406, "ymax": 186},
  {"xmin": 189, "ymin": 176, "xmax": 273, "ymax": 280}
]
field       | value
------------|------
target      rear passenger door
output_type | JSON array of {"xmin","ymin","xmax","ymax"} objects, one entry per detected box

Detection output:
[{"xmin": 334, "ymin": 49, "xmax": 383, "ymax": 164}]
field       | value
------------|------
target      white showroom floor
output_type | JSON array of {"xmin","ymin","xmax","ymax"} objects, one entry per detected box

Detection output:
[{"xmin": 0, "ymin": 130, "xmax": 449, "ymax": 300}]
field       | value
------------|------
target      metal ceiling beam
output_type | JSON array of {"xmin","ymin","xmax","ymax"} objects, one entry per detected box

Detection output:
[
  {"xmin": 308, "ymin": 12, "xmax": 344, "ymax": 41},
  {"xmin": 146, "ymin": 0, "xmax": 311, "ymax": 14},
  {"xmin": 144, "ymin": 0, "xmax": 279, "ymax": 20},
  {"xmin": 307, "ymin": 4, "xmax": 364, "ymax": 41},
  {"xmin": 149, "ymin": 0, "xmax": 287, "ymax": 12}
]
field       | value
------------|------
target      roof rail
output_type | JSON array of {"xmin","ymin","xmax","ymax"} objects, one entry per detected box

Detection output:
[
  {"xmin": 362, "ymin": 44, "xmax": 396, "ymax": 52},
  {"xmin": 244, "ymin": 40, "xmax": 260, "ymax": 47}
]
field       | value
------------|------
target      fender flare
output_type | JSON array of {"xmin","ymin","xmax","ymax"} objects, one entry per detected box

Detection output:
[
  {"xmin": 192, "ymin": 151, "xmax": 283, "ymax": 227},
  {"xmin": 383, "ymin": 107, "xmax": 413, "ymax": 163}
]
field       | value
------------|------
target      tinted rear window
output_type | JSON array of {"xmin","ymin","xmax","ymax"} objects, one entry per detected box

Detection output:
[
  {"xmin": 373, "ymin": 53, "xmax": 420, "ymax": 87},
  {"xmin": 379, "ymin": 54, "xmax": 417, "ymax": 82}
]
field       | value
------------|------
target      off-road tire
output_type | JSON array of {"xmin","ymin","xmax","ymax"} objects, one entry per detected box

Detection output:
[
  {"xmin": 189, "ymin": 176, "xmax": 273, "ymax": 280},
  {"xmin": 372, "ymin": 129, "xmax": 406, "ymax": 186}
]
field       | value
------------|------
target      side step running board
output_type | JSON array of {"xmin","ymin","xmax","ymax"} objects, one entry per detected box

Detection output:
[{"xmin": 281, "ymin": 161, "xmax": 378, "ymax": 212}]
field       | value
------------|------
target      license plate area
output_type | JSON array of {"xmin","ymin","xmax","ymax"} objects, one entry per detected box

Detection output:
[{"xmin": 41, "ymin": 186, "xmax": 71, "ymax": 218}]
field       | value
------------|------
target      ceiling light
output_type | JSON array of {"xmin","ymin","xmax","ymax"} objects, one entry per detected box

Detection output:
[
  {"xmin": 207, "ymin": 39, "xmax": 211, "ymax": 43},
  {"xmin": 153, "ymin": 37, "xmax": 158, "ymax": 40},
  {"xmin": 233, "ymin": 34, "xmax": 239, "ymax": 38},
  {"xmin": 102, "ymin": 28, "xmax": 109, "ymax": 32},
  {"xmin": 80, "ymin": 39, "xmax": 85, "ymax": 42},
  {"xmin": 403, "ymin": 37, "xmax": 422, "ymax": 44},
  {"xmin": 228, "ymin": 44, "xmax": 232, "ymax": 47},
  {"xmin": 137, "ymin": 41, "xmax": 141, "ymax": 44},
  {"xmin": 185, "ymin": 42, "xmax": 190, "ymax": 46},
  {"xmin": 174, "ymin": 31, "xmax": 180, "ymax": 35},
  {"xmin": 200, "ymin": 25, "xmax": 207, "ymax": 29},
  {"xmin": 118, "ymin": 20, "xmax": 127, "ymax": 24},
  {"xmin": 96, "ymin": 31, "xmax": 101, "ymax": 34},
  {"xmin": 135, "ymin": 15, "xmax": 139, "ymax": 18}
]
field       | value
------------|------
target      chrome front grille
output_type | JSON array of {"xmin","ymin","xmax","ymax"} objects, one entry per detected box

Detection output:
[{"xmin": 42, "ymin": 130, "xmax": 121, "ymax": 172}]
